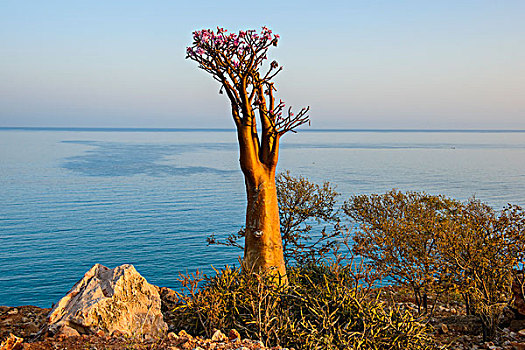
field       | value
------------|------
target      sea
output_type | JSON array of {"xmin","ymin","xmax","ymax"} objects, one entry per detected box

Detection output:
[{"xmin": 1, "ymin": 128, "xmax": 524, "ymax": 307}]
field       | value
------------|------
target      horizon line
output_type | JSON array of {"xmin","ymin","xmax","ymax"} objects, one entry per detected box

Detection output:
[{"xmin": 1, "ymin": 126, "xmax": 525, "ymax": 133}]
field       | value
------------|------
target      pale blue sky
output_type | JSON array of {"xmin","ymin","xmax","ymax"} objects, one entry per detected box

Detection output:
[{"xmin": 1, "ymin": 1, "xmax": 524, "ymax": 129}]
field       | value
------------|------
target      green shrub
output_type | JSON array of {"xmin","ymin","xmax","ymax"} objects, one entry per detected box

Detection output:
[
  {"xmin": 344, "ymin": 190, "xmax": 457, "ymax": 313},
  {"xmin": 171, "ymin": 262, "xmax": 437, "ymax": 349},
  {"xmin": 436, "ymin": 200, "xmax": 524, "ymax": 340},
  {"xmin": 345, "ymin": 190, "xmax": 525, "ymax": 341}
]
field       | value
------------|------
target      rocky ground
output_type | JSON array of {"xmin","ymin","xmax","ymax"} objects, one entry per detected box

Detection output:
[
  {"xmin": 379, "ymin": 285, "xmax": 525, "ymax": 350},
  {"xmin": 402, "ymin": 302, "xmax": 525, "ymax": 349},
  {"xmin": 0, "ymin": 297, "xmax": 288, "ymax": 350},
  {"xmin": 2, "ymin": 286, "xmax": 525, "ymax": 349},
  {"xmin": 2, "ymin": 303, "xmax": 525, "ymax": 350}
]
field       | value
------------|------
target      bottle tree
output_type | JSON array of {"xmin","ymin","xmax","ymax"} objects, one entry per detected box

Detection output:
[{"xmin": 186, "ymin": 27, "xmax": 309, "ymax": 283}]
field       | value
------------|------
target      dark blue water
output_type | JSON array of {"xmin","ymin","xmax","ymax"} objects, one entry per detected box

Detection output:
[{"xmin": 1, "ymin": 129, "xmax": 524, "ymax": 307}]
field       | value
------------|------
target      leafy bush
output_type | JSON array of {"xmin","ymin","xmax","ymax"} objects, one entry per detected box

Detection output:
[
  {"xmin": 436, "ymin": 200, "xmax": 524, "ymax": 340},
  {"xmin": 277, "ymin": 171, "xmax": 342, "ymax": 265},
  {"xmin": 171, "ymin": 261, "xmax": 437, "ymax": 349},
  {"xmin": 344, "ymin": 190, "xmax": 457, "ymax": 313},
  {"xmin": 345, "ymin": 190, "xmax": 525, "ymax": 340}
]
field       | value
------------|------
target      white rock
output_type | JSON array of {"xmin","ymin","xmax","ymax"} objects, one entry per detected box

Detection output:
[
  {"xmin": 47, "ymin": 264, "xmax": 167, "ymax": 337},
  {"xmin": 211, "ymin": 329, "xmax": 228, "ymax": 342}
]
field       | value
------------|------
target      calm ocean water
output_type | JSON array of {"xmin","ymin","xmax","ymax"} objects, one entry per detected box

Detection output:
[{"xmin": 1, "ymin": 128, "xmax": 524, "ymax": 307}]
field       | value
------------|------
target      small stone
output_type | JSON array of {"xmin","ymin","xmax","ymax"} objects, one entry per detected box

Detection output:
[
  {"xmin": 7, "ymin": 308, "xmax": 18, "ymax": 315},
  {"xmin": 211, "ymin": 329, "xmax": 227, "ymax": 342},
  {"xmin": 168, "ymin": 332, "xmax": 179, "ymax": 340},
  {"xmin": 178, "ymin": 330, "xmax": 192, "ymax": 340},
  {"xmin": 56, "ymin": 325, "xmax": 80, "ymax": 339},
  {"xmin": 439, "ymin": 323, "xmax": 449, "ymax": 334},
  {"xmin": 228, "ymin": 329, "xmax": 241, "ymax": 341},
  {"xmin": 95, "ymin": 329, "xmax": 105, "ymax": 337},
  {"xmin": 518, "ymin": 329, "xmax": 525, "ymax": 337}
]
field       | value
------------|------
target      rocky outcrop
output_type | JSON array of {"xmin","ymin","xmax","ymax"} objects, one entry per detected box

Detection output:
[{"xmin": 47, "ymin": 264, "xmax": 167, "ymax": 338}]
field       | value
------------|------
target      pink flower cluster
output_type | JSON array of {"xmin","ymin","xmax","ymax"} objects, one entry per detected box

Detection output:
[{"xmin": 186, "ymin": 26, "xmax": 280, "ymax": 67}]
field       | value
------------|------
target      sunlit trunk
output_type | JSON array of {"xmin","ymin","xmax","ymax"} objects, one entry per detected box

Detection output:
[
  {"xmin": 237, "ymin": 127, "xmax": 287, "ymax": 284},
  {"xmin": 243, "ymin": 170, "xmax": 287, "ymax": 283}
]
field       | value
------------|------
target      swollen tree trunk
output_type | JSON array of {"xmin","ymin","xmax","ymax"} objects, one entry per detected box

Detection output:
[
  {"xmin": 244, "ymin": 170, "xmax": 286, "ymax": 279},
  {"xmin": 237, "ymin": 127, "xmax": 287, "ymax": 284}
]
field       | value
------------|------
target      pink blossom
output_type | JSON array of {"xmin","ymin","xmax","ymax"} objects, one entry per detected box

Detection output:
[{"xmin": 188, "ymin": 27, "xmax": 282, "ymax": 73}]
